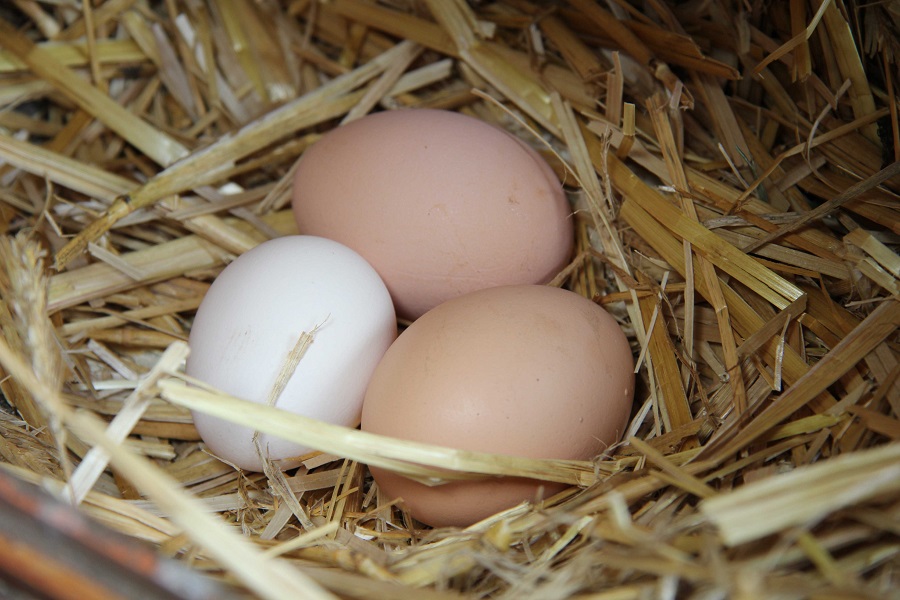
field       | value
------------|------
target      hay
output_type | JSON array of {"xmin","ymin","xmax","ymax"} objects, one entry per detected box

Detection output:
[{"xmin": 0, "ymin": 1, "xmax": 897, "ymax": 598}]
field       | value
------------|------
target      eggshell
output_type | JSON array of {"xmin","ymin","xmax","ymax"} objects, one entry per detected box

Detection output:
[
  {"xmin": 361, "ymin": 285, "xmax": 634, "ymax": 527},
  {"xmin": 291, "ymin": 109, "xmax": 573, "ymax": 321},
  {"xmin": 186, "ymin": 236, "xmax": 396, "ymax": 472}
]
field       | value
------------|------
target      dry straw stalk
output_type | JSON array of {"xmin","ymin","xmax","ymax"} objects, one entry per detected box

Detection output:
[{"xmin": 0, "ymin": 1, "xmax": 897, "ymax": 599}]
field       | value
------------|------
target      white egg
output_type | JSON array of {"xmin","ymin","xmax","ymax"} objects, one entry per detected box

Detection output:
[{"xmin": 186, "ymin": 235, "xmax": 396, "ymax": 471}]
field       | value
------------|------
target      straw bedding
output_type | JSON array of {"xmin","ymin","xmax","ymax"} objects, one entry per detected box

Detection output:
[{"xmin": 0, "ymin": 1, "xmax": 898, "ymax": 598}]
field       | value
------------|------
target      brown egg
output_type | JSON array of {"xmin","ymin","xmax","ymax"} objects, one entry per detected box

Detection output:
[
  {"xmin": 361, "ymin": 285, "xmax": 634, "ymax": 527},
  {"xmin": 291, "ymin": 109, "xmax": 573, "ymax": 321}
]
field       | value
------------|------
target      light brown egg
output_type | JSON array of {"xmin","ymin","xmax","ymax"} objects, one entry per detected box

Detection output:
[
  {"xmin": 291, "ymin": 109, "xmax": 573, "ymax": 321},
  {"xmin": 361, "ymin": 285, "xmax": 634, "ymax": 527}
]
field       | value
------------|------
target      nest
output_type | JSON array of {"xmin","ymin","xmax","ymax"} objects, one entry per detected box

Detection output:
[{"xmin": 0, "ymin": 1, "xmax": 898, "ymax": 598}]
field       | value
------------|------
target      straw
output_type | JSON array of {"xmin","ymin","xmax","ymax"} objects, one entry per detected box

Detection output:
[{"xmin": 1, "ymin": 2, "xmax": 898, "ymax": 598}]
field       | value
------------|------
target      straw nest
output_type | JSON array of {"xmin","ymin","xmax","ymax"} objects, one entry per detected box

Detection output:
[{"xmin": 0, "ymin": 1, "xmax": 898, "ymax": 598}]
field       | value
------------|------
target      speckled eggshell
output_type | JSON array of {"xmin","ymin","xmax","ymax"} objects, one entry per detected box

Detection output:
[
  {"xmin": 186, "ymin": 236, "xmax": 396, "ymax": 472},
  {"xmin": 291, "ymin": 109, "xmax": 573, "ymax": 321},
  {"xmin": 360, "ymin": 285, "xmax": 634, "ymax": 528}
]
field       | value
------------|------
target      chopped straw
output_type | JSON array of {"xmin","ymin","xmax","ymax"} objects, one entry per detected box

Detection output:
[{"xmin": 0, "ymin": 1, "xmax": 897, "ymax": 598}]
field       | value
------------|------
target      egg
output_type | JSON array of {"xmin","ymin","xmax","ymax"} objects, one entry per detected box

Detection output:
[
  {"xmin": 291, "ymin": 109, "xmax": 573, "ymax": 321},
  {"xmin": 186, "ymin": 236, "xmax": 396, "ymax": 472},
  {"xmin": 361, "ymin": 285, "xmax": 634, "ymax": 527}
]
